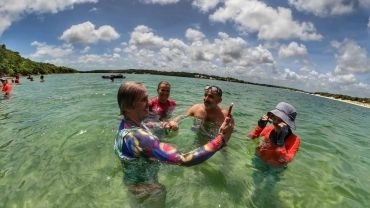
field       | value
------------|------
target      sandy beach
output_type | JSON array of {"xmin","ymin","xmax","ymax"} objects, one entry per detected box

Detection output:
[{"xmin": 312, "ymin": 94, "xmax": 370, "ymax": 109}]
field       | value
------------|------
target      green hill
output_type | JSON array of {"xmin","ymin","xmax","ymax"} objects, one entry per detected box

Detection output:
[{"xmin": 0, "ymin": 44, "xmax": 77, "ymax": 76}]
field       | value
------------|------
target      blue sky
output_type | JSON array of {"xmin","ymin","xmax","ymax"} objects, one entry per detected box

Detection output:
[{"xmin": 1, "ymin": 0, "xmax": 370, "ymax": 97}]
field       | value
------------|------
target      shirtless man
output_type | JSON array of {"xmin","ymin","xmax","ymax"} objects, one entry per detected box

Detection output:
[
  {"xmin": 187, "ymin": 85, "xmax": 228, "ymax": 122},
  {"xmin": 172, "ymin": 85, "xmax": 230, "ymax": 138}
]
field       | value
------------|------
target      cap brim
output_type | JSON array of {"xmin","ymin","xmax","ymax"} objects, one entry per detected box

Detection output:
[{"xmin": 269, "ymin": 109, "xmax": 296, "ymax": 129}]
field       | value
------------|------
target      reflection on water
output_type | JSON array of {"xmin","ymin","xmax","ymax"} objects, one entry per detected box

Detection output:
[{"xmin": 191, "ymin": 117, "xmax": 220, "ymax": 139}]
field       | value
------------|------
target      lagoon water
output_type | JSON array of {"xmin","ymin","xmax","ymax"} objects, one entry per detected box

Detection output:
[{"xmin": 1, "ymin": 73, "xmax": 370, "ymax": 208}]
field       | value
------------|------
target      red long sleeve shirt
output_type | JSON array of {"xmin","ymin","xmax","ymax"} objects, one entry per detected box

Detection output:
[
  {"xmin": 248, "ymin": 125, "xmax": 300, "ymax": 168},
  {"xmin": 1, "ymin": 83, "xmax": 12, "ymax": 95}
]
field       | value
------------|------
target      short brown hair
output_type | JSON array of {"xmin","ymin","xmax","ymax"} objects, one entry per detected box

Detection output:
[{"xmin": 117, "ymin": 81, "xmax": 146, "ymax": 115}]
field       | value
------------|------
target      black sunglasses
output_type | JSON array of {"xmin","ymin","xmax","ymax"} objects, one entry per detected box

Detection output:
[{"xmin": 204, "ymin": 85, "xmax": 222, "ymax": 97}]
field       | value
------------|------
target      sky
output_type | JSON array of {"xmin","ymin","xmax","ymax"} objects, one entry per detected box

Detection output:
[{"xmin": 1, "ymin": 0, "xmax": 370, "ymax": 97}]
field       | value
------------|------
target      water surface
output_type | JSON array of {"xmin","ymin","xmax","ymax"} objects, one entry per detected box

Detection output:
[{"xmin": 1, "ymin": 73, "xmax": 369, "ymax": 208}]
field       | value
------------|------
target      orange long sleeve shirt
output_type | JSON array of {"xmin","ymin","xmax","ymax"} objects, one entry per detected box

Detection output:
[
  {"xmin": 1, "ymin": 83, "xmax": 12, "ymax": 95},
  {"xmin": 248, "ymin": 125, "xmax": 300, "ymax": 168}
]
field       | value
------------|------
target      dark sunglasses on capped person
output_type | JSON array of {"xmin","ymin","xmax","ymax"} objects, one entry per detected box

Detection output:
[
  {"xmin": 204, "ymin": 85, "xmax": 222, "ymax": 97},
  {"xmin": 267, "ymin": 112, "xmax": 283, "ymax": 124}
]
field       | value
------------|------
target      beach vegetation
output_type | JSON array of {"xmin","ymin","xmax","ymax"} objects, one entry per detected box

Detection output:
[{"xmin": 0, "ymin": 44, "xmax": 77, "ymax": 76}]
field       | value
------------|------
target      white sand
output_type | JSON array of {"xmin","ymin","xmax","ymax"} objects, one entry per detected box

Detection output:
[{"xmin": 312, "ymin": 94, "xmax": 370, "ymax": 109}]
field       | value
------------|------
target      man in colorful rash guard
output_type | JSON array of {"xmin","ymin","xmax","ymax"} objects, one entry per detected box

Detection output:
[
  {"xmin": 247, "ymin": 102, "xmax": 300, "ymax": 168},
  {"xmin": 114, "ymin": 81, "xmax": 234, "ymax": 207}
]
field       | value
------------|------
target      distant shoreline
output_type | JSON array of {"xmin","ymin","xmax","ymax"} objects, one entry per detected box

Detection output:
[
  {"xmin": 83, "ymin": 69, "xmax": 370, "ymax": 105},
  {"xmin": 312, "ymin": 94, "xmax": 370, "ymax": 109}
]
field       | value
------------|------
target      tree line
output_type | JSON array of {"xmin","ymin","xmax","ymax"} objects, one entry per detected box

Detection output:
[{"xmin": 0, "ymin": 44, "xmax": 77, "ymax": 76}]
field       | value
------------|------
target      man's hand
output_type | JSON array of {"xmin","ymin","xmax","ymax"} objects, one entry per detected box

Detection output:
[
  {"xmin": 218, "ymin": 116, "xmax": 235, "ymax": 143},
  {"xmin": 163, "ymin": 120, "xmax": 179, "ymax": 131}
]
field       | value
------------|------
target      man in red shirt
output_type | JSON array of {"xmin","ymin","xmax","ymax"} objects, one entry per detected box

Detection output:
[
  {"xmin": 1, "ymin": 78, "xmax": 12, "ymax": 97},
  {"xmin": 247, "ymin": 102, "xmax": 300, "ymax": 168}
]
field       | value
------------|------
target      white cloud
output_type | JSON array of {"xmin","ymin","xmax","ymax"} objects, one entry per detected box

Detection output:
[
  {"xmin": 114, "ymin": 47, "xmax": 122, "ymax": 53},
  {"xmin": 368, "ymin": 17, "xmax": 370, "ymax": 29},
  {"xmin": 185, "ymin": 28, "xmax": 206, "ymax": 42},
  {"xmin": 29, "ymin": 41, "xmax": 123, "ymax": 69},
  {"xmin": 30, "ymin": 41, "xmax": 74, "ymax": 58},
  {"xmin": 125, "ymin": 26, "xmax": 191, "ymax": 70},
  {"xmin": 328, "ymin": 73, "xmax": 357, "ymax": 84},
  {"xmin": 288, "ymin": 0, "xmax": 370, "ymax": 17},
  {"xmin": 122, "ymin": 25, "xmax": 275, "ymax": 73},
  {"xmin": 262, "ymin": 66, "xmax": 370, "ymax": 97},
  {"xmin": 278, "ymin": 42, "xmax": 307, "ymax": 58},
  {"xmin": 0, "ymin": 0, "xmax": 97, "ymax": 36},
  {"xmin": 59, "ymin": 21, "xmax": 120, "ymax": 44},
  {"xmin": 139, "ymin": 0, "xmax": 180, "ymax": 5},
  {"xmin": 209, "ymin": 0, "xmax": 322, "ymax": 41},
  {"xmin": 331, "ymin": 39, "xmax": 370, "ymax": 74},
  {"xmin": 282, "ymin": 68, "xmax": 301, "ymax": 80},
  {"xmin": 81, "ymin": 46, "xmax": 90, "ymax": 53},
  {"xmin": 89, "ymin": 7, "xmax": 98, "ymax": 12},
  {"xmin": 129, "ymin": 25, "xmax": 166, "ymax": 48},
  {"xmin": 192, "ymin": 0, "xmax": 221, "ymax": 12},
  {"xmin": 78, "ymin": 53, "xmax": 120, "ymax": 64},
  {"xmin": 288, "ymin": 0, "xmax": 354, "ymax": 16},
  {"xmin": 213, "ymin": 32, "xmax": 248, "ymax": 64},
  {"xmin": 189, "ymin": 40, "xmax": 214, "ymax": 62},
  {"xmin": 241, "ymin": 45, "xmax": 274, "ymax": 67}
]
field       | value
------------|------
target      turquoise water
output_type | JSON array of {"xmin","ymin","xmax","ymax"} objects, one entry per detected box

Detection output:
[{"xmin": 1, "ymin": 73, "xmax": 369, "ymax": 208}]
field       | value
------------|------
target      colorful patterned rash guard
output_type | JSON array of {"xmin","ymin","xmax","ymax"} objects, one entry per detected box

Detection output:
[
  {"xmin": 114, "ymin": 118, "xmax": 225, "ymax": 185},
  {"xmin": 148, "ymin": 97, "xmax": 176, "ymax": 121},
  {"xmin": 248, "ymin": 125, "xmax": 300, "ymax": 168}
]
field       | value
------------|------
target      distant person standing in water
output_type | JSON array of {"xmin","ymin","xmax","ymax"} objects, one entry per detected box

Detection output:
[
  {"xmin": 40, "ymin": 75, "xmax": 45, "ymax": 82},
  {"xmin": 27, "ymin": 74, "xmax": 34, "ymax": 81},
  {"xmin": 114, "ymin": 81, "xmax": 234, "ymax": 207},
  {"xmin": 247, "ymin": 102, "xmax": 300, "ymax": 168},
  {"xmin": 148, "ymin": 81, "xmax": 176, "ymax": 121},
  {"xmin": 1, "ymin": 78, "xmax": 12, "ymax": 97},
  {"xmin": 13, "ymin": 74, "xmax": 20, "ymax": 84}
]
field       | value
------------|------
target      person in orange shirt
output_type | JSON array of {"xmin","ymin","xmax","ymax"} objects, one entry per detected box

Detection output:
[
  {"xmin": 1, "ymin": 78, "xmax": 12, "ymax": 97},
  {"xmin": 247, "ymin": 102, "xmax": 300, "ymax": 168}
]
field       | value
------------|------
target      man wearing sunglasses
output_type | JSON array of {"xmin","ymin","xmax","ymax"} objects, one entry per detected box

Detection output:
[{"xmin": 172, "ymin": 85, "xmax": 230, "ymax": 139}]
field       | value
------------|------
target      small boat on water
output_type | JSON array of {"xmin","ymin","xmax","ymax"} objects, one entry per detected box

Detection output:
[{"xmin": 101, "ymin": 74, "xmax": 125, "ymax": 79}]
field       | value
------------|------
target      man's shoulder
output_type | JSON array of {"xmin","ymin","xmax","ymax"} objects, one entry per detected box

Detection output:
[
  {"xmin": 220, "ymin": 107, "xmax": 229, "ymax": 114},
  {"xmin": 190, "ymin": 103, "xmax": 204, "ymax": 110},
  {"xmin": 187, "ymin": 103, "xmax": 204, "ymax": 115}
]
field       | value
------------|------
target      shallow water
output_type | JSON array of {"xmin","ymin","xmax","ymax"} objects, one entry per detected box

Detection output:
[{"xmin": 1, "ymin": 73, "xmax": 369, "ymax": 208}]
